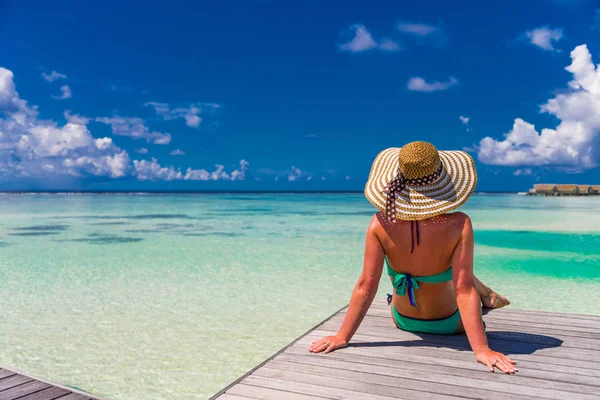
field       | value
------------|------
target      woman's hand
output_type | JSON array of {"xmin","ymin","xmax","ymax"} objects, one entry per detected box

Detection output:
[
  {"xmin": 475, "ymin": 348, "xmax": 518, "ymax": 374},
  {"xmin": 307, "ymin": 335, "xmax": 348, "ymax": 354}
]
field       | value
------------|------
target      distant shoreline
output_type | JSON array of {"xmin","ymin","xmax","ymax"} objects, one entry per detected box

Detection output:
[{"xmin": 0, "ymin": 190, "xmax": 519, "ymax": 195}]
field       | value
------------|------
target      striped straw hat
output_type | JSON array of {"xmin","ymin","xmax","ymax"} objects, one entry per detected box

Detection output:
[{"xmin": 364, "ymin": 141, "xmax": 477, "ymax": 222}]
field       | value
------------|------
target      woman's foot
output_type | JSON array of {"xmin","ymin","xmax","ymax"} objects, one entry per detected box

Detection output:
[{"xmin": 482, "ymin": 288, "xmax": 510, "ymax": 309}]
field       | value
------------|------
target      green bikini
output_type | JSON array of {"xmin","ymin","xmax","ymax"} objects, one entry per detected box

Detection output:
[{"xmin": 386, "ymin": 257, "xmax": 461, "ymax": 335}]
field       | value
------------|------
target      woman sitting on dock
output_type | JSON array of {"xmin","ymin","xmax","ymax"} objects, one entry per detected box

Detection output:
[{"xmin": 308, "ymin": 141, "xmax": 516, "ymax": 374}]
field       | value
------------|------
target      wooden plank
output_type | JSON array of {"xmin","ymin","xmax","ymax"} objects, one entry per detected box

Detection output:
[
  {"xmin": 242, "ymin": 375, "xmax": 423, "ymax": 400},
  {"xmin": 263, "ymin": 359, "xmax": 599, "ymax": 400},
  {"xmin": 336, "ymin": 311, "xmax": 600, "ymax": 340},
  {"xmin": 312, "ymin": 324, "xmax": 600, "ymax": 362},
  {"xmin": 13, "ymin": 386, "xmax": 71, "ymax": 400},
  {"xmin": 274, "ymin": 351, "xmax": 599, "ymax": 396},
  {"xmin": 252, "ymin": 366, "xmax": 542, "ymax": 400},
  {"xmin": 0, "ymin": 367, "xmax": 101, "ymax": 400},
  {"xmin": 282, "ymin": 346, "xmax": 600, "ymax": 389},
  {"xmin": 326, "ymin": 314, "xmax": 600, "ymax": 346},
  {"xmin": 0, "ymin": 371, "xmax": 16, "ymax": 381},
  {"xmin": 301, "ymin": 331, "xmax": 600, "ymax": 372},
  {"xmin": 291, "ymin": 337, "xmax": 600, "ymax": 380},
  {"xmin": 226, "ymin": 383, "xmax": 329, "ymax": 399},
  {"xmin": 0, "ymin": 375, "xmax": 33, "ymax": 392},
  {"xmin": 490, "ymin": 307, "xmax": 600, "ymax": 321},
  {"xmin": 352, "ymin": 308, "xmax": 600, "ymax": 333},
  {"xmin": 53, "ymin": 394, "xmax": 92, "ymax": 400},
  {"xmin": 0, "ymin": 380, "xmax": 50, "ymax": 400},
  {"xmin": 216, "ymin": 394, "xmax": 256, "ymax": 400}
]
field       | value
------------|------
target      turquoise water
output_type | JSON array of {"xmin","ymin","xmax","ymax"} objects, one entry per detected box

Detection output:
[{"xmin": 0, "ymin": 193, "xmax": 599, "ymax": 399}]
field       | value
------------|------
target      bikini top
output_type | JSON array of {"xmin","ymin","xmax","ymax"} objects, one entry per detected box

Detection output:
[{"xmin": 386, "ymin": 258, "xmax": 452, "ymax": 307}]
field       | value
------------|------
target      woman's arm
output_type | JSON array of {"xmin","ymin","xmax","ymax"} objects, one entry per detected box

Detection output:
[
  {"xmin": 452, "ymin": 215, "xmax": 517, "ymax": 374},
  {"xmin": 308, "ymin": 215, "xmax": 384, "ymax": 353}
]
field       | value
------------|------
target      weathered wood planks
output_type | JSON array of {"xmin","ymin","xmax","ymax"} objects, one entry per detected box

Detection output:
[{"xmin": 212, "ymin": 299, "xmax": 600, "ymax": 400}]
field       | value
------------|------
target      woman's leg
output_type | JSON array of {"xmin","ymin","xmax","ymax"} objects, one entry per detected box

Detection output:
[{"xmin": 474, "ymin": 276, "xmax": 510, "ymax": 309}]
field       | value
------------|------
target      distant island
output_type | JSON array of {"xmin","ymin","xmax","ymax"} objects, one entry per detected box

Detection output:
[{"xmin": 522, "ymin": 184, "xmax": 600, "ymax": 196}]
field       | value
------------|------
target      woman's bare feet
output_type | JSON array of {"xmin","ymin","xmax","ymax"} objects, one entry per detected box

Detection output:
[
  {"xmin": 474, "ymin": 276, "xmax": 511, "ymax": 309},
  {"xmin": 481, "ymin": 288, "xmax": 511, "ymax": 309}
]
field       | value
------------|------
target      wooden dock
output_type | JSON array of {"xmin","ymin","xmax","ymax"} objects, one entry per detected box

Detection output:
[
  {"xmin": 211, "ymin": 298, "xmax": 600, "ymax": 400},
  {"xmin": 0, "ymin": 367, "xmax": 102, "ymax": 400}
]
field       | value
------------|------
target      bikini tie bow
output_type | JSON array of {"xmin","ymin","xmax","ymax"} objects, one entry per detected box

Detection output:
[
  {"xmin": 393, "ymin": 273, "xmax": 419, "ymax": 307},
  {"xmin": 383, "ymin": 165, "xmax": 444, "ymax": 223}
]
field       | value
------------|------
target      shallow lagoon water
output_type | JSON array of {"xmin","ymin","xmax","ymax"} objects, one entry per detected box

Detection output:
[{"xmin": 0, "ymin": 193, "xmax": 599, "ymax": 399}]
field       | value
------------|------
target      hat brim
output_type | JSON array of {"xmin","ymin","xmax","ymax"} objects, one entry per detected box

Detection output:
[{"xmin": 364, "ymin": 148, "xmax": 477, "ymax": 221}]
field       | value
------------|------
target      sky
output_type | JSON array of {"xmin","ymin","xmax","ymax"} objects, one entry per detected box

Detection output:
[{"xmin": 1, "ymin": 0, "xmax": 599, "ymax": 191}]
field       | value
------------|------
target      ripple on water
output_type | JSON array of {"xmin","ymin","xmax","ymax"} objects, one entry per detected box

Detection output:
[
  {"xmin": 56, "ymin": 236, "xmax": 144, "ymax": 245},
  {"xmin": 9, "ymin": 231, "xmax": 62, "ymax": 236},
  {"xmin": 13, "ymin": 224, "xmax": 69, "ymax": 231}
]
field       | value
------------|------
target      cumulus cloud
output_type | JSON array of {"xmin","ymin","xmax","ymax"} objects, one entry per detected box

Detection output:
[
  {"xmin": 0, "ymin": 67, "xmax": 129, "ymax": 179},
  {"xmin": 396, "ymin": 21, "xmax": 448, "ymax": 47},
  {"xmin": 230, "ymin": 160, "xmax": 249, "ymax": 181},
  {"xmin": 145, "ymin": 102, "xmax": 220, "ymax": 128},
  {"xmin": 407, "ymin": 76, "xmax": 458, "ymax": 92},
  {"xmin": 339, "ymin": 24, "xmax": 400, "ymax": 53},
  {"xmin": 51, "ymin": 85, "xmax": 72, "ymax": 100},
  {"xmin": 42, "ymin": 70, "xmax": 67, "ymax": 82},
  {"xmin": 95, "ymin": 116, "xmax": 171, "ymax": 144},
  {"xmin": 170, "ymin": 149, "xmax": 186, "ymax": 156},
  {"xmin": 514, "ymin": 168, "xmax": 532, "ymax": 176},
  {"xmin": 0, "ymin": 67, "xmax": 246, "ymax": 184},
  {"xmin": 524, "ymin": 27, "xmax": 564, "ymax": 52},
  {"xmin": 476, "ymin": 44, "xmax": 600, "ymax": 170},
  {"xmin": 287, "ymin": 166, "xmax": 303, "ymax": 181},
  {"xmin": 134, "ymin": 158, "xmax": 249, "ymax": 181},
  {"xmin": 459, "ymin": 115, "xmax": 471, "ymax": 132}
]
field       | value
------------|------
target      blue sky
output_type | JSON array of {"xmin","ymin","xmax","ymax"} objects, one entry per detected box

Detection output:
[{"xmin": 1, "ymin": 0, "xmax": 599, "ymax": 191}]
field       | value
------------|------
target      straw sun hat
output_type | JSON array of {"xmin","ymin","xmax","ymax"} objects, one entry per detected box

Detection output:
[{"xmin": 364, "ymin": 141, "xmax": 477, "ymax": 222}]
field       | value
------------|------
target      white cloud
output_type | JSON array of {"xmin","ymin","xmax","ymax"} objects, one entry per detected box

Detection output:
[
  {"xmin": 513, "ymin": 168, "xmax": 533, "ymax": 176},
  {"xmin": 378, "ymin": 39, "xmax": 401, "ymax": 52},
  {"xmin": 133, "ymin": 158, "xmax": 183, "ymax": 181},
  {"xmin": 339, "ymin": 24, "xmax": 400, "ymax": 53},
  {"xmin": 306, "ymin": 176, "xmax": 312, "ymax": 181},
  {"xmin": 230, "ymin": 160, "xmax": 249, "ymax": 181},
  {"xmin": 145, "ymin": 102, "xmax": 220, "ymax": 128},
  {"xmin": 133, "ymin": 158, "xmax": 249, "ymax": 181},
  {"xmin": 42, "ymin": 70, "xmax": 67, "ymax": 82},
  {"xmin": 51, "ymin": 85, "xmax": 72, "ymax": 100},
  {"xmin": 287, "ymin": 166, "xmax": 302, "ymax": 181},
  {"xmin": 1, "ymin": 66, "xmax": 244, "ymax": 183},
  {"xmin": 170, "ymin": 149, "xmax": 186, "ymax": 156},
  {"xmin": 95, "ymin": 116, "xmax": 171, "ymax": 144},
  {"xmin": 459, "ymin": 115, "xmax": 471, "ymax": 132},
  {"xmin": 396, "ymin": 22, "xmax": 437, "ymax": 36},
  {"xmin": 476, "ymin": 44, "xmax": 600, "ymax": 170},
  {"xmin": 396, "ymin": 21, "xmax": 448, "ymax": 47},
  {"xmin": 524, "ymin": 27, "xmax": 564, "ymax": 52},
  {"xmin": 0, "ymin": 67, "xmax": 129, "ymax": 179},
  {"xmin": 407, "ymin": 76, "xmax": 458, "ymax": 92}
]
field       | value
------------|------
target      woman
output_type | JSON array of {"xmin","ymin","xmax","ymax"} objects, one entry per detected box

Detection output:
[{"xmin": 308, "ymin": 141, "xmax": 517, "ymax": 374}]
